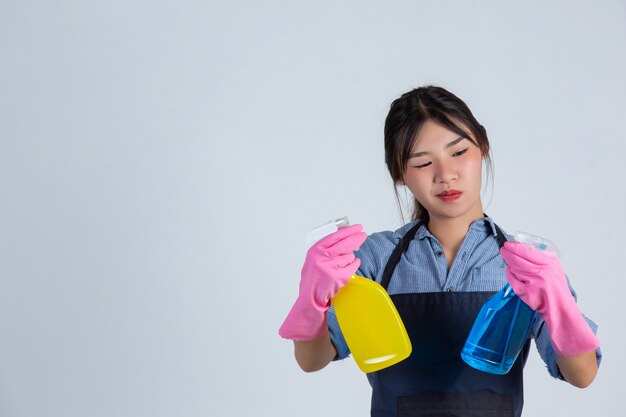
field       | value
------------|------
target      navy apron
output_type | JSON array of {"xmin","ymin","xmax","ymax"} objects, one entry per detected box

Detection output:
[{"xmin": 367, "ymin": 220, "xmax": 530, "ymax": 417}]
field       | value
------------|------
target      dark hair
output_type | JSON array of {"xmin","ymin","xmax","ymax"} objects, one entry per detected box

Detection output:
[{"xmin": 384, "ymin": 85, "xmax": 493, "ymax": 223}]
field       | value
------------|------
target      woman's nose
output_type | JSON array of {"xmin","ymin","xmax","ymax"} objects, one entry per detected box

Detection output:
[{"xmin": 434, "ymin": 159, "xmax": 457, "ymax": 183}]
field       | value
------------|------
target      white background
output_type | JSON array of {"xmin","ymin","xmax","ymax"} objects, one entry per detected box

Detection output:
[{"xmin": 1, "ymin": 1, "xmax": 624, "ymax": 416}]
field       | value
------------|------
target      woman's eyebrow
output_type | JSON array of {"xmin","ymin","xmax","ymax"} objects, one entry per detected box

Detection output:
[{"xmin": 408, "ymin": 136, "xmax": 466, "ymax": 158}]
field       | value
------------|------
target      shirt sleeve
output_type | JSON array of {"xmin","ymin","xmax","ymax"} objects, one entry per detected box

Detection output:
[
  {"xmin": 327, "ymin": 305, "xmax": 350, "ymax": 360},
  {"xmin": 531, "ymin": 274, "xmax": 602, "ymax": 379}
]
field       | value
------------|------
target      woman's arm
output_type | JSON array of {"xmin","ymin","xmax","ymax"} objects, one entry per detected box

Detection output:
[
  {"xmin": 294, "ymin": 328, "xmax": 337, "ymax": 372},
  {"xmin": 556, "ymin": 351, "xmax": 598, "ymax": 388}
]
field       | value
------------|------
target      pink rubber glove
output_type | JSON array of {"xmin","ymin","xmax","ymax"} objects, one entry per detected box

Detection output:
[
  {"xmin": 279, "ymin": 224, "xmax": 367, "ymax": 341},
  {"xmin": 500, "ymin": 241, "xmax": 600, "ymax": 356}
]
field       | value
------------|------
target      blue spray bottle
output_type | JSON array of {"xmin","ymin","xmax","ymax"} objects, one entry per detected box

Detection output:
[{"xmin": 461, "ymin": 231, "xmax": 560, "ymax": 374}]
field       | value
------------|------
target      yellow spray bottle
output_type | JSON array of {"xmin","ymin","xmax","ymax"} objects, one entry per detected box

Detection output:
[{"xmin": 306, "ymin": 218, "xmax": 412, "ymax": 373}]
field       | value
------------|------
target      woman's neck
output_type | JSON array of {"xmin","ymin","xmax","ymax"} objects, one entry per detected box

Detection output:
[{"xmin": 427, "ymin": 211, "xmax": 486, "ymax": 258}]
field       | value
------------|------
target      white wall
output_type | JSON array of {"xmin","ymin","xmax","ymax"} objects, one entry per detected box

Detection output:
[{"xmin": 1, "ymin": 1, "xmax": 624, "ymax": 416}]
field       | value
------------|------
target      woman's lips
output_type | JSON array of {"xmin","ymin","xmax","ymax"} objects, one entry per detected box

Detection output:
[{"xmin": 437, "ymin": 190, "xmax": 462, "ymax": 202}]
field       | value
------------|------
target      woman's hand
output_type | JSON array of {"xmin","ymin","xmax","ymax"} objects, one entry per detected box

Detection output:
[
  {"xmin": 500, "ymin": 241, "xmax": 600, "ymax": 356},
  {"xmin": 279, "ymin": 224, "xmax": 367, "ymax": 341}
]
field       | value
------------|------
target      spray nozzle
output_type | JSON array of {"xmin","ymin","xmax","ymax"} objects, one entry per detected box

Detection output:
[
  {"xmin": 513, "ymin": 231, "xmax": 560, "ymax": 258},
  {"xmin": 304, "ymin": 217, "xmax": 350, "ymax": 252}
]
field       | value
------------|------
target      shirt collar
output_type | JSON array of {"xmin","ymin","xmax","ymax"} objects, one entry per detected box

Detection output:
[
  {"xmin": 404, "ymin": 215, "xmax": 499, "ymax": 241},
  {"xmin": 470, "ymin": 215, "xmax": 499, "ymax": 237}
]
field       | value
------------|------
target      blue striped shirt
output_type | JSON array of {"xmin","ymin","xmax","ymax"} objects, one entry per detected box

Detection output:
[{"xmin": 327, "ymin": 217, "xmax": 601, "ymax": 379}]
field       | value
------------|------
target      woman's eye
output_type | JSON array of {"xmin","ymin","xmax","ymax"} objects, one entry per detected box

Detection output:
[
  {"xmin": 453, "ymin": 148, "xmax": 468, "ymax": 157},
  {"xmin": 413, "ymin": 162, "xmax": 432, "ymax": 169}
]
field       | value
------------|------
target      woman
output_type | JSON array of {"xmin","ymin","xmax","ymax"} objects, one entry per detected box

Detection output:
[{"xmin": 278, "ymin": 86, "xmax": 601, "ymax": 417}]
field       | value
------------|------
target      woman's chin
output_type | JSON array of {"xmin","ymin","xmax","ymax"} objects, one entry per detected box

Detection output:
[{"xmin": 429, "ymin": 203, "xmax": 482, "ymax": 221}]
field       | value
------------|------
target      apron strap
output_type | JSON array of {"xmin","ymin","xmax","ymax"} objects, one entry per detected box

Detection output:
[
  {"xmin": 379, "ymin": 215, "xmax": 510, "ymax": 291},
  {"xmin": 380, "ymin": 221, "xmax": 422, "ymax": 290},
  {"xmin": 493, "ymin": 222, "xmax": 508, "ymax": 249}
]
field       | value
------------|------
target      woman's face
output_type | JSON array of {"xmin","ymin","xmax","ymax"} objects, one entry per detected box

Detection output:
[{"xmin": 401, "ymin": 119, "xmax": 484, "ymax": 223}]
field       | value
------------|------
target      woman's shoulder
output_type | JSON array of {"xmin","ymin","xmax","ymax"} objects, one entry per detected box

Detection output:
[
  {"xmin": 361, "ymin": 220, "xmax": 422, "ymax": 251},
  {"xmin": 356, "ymin": 221, "xmax": 422, "ymax": 278}
]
